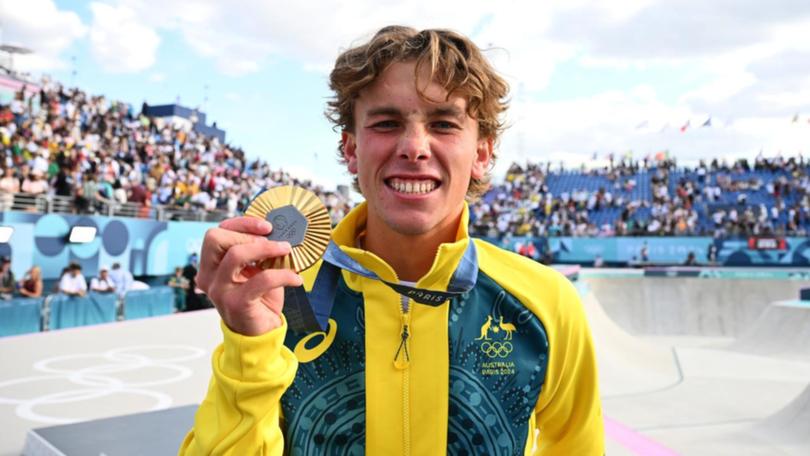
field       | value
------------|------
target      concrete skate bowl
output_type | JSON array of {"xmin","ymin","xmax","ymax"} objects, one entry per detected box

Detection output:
[
  {"xmin": 577, "ymin": 284, "xmax": 682, "ymax": 398},
  {"xmin": 580, "ymin": 270, "xmax": 810, "ymax": 455},
  {"xmin": 727, "ymin": 301, "xmax": 810, "ymax": 361},
  {"xmin": 584, "ymin": 274, "xmax": 807, "ymax": 338},
  {"xmin": 760, "ymin": 382, "xmax": 810, "ymax": 451}
]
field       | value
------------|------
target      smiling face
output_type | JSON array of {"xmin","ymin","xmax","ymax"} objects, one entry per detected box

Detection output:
[{"xmin": 342, "ymin": 61, "xmax": 492, "ymax": 238}]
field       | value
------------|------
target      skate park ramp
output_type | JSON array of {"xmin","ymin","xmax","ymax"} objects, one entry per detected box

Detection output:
[
  {"xmin": 1, "ymin": 270, "xmax": 808, "ymax": 455},
  {"xmin": 582, "ymin": 269, "xmax": 810, "ymax": 455},
  {"xmin": 760, "ymin": 382, "xmax": 810, "ymax": 451},
  {"xmin": 585, "ymin": 272, "xmax": 807, "ymax": 338},
  {"xmin": 727, "ymin": 301, "xmax": 810, "ymax": 361}
]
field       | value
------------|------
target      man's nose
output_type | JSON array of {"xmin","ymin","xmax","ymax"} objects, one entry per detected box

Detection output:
[{"xmin": 397, "ymin": 125, "xmax": 430, "ymax": 162}]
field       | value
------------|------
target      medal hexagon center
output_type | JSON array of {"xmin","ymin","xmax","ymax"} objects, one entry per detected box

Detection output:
[{"xmin": 265, "ymin": 205, "xmax": 309, "ymax": 247}]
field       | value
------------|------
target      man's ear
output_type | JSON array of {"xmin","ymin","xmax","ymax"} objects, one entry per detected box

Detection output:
[
  {"xmin": 471, "ymin": 137, "xmax": 493, "ymax": 180},
  {"xmin": 341, "ymin": 131, "xmax": 358, "ymax": 174}
]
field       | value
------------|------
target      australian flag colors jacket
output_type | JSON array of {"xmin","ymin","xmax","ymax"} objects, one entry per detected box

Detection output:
[{"xmin": 180, "ymin": 202, "xmax": 604, "ymax": 455}]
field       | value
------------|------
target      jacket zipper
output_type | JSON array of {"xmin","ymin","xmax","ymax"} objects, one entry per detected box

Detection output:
[{"xmin": 394, "ymin": 294, "xmax": 411, "ymax": 456}]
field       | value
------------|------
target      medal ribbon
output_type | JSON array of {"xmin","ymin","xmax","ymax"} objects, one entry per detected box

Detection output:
[{"xmin": 284, "ymin": 240, "xmax": 479, "ymax": 332}]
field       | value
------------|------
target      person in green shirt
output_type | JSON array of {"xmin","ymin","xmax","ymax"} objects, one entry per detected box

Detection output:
[{"xmin": 167, "ymin": 266, "xmax": 190, "ymax": 311}]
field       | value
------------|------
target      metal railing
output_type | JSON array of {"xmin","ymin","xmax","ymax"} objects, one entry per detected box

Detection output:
[
  {"xmin": 1, "ymin": 192, "xmax": 231, "ymax": 222},
  {"xmin": 38, "ymin": 287, "xmax": 177, "ymax": 332}
]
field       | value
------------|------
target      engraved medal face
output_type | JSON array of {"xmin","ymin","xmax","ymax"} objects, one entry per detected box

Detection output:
[
  {"xmin": 265, "ymin": 205, "xmax": 308, "ymax": 247},
  {"xmin": 244, "ymin": 186, "xmax": 331, "ymax": 272}
]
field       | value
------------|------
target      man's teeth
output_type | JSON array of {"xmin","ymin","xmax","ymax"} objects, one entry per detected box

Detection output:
[{"xmin": 389, "ymin": 178, "xmax": 437, "ymax": 194}]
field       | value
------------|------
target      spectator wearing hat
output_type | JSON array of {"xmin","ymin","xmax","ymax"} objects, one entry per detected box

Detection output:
[
  {"xmin": 90, "ymin": 267, "xmax": 116, "ymax": 293},
  {"xmin": 0, "ymin": 257, "xmax": 14, "ymax": 300},
  {"xmin": 59, "ymin": 263, "xmax": 87, "ymax": 297}
]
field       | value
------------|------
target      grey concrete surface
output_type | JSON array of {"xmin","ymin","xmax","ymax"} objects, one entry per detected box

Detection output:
[
  {"xmin": 583, "ymin": 270, "xmax": 810, "ymax": 455},
  {"xmin": 727, "ymin": 302, "xmax": 810, "ymax": 360},
  {"xmin": 3, "ymin": 271, "xmax": 809, "ymax": 456},
  {"xmin": 0, "ymin": 309, "xmax": 221, "ymax": 456},
  {"xmin": 586, "ymin": 275, "xmax": 807, "ymax": 337}
]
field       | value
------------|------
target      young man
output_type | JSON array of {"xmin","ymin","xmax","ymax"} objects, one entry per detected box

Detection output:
[
  {"xmin": 181, "ymin": 26, "xmax": 603, "ymax": 455},
  {"xmin": 59, "ymin": 263, "xmax": 87, "ymax": 297}
]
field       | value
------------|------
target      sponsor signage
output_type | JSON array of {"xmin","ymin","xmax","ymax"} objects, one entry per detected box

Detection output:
[{"xmin": 747, "ymin": 236, "xmax": 787, "ymax": 251}]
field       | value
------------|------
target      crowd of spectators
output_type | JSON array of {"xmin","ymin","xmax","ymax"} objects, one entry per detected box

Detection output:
[
  {"xmin": 0, "ymin": 259, "xmax": 145, "ymax": 300},
  {"xmin": 470, "ymin": 155, "xmax": 810, "ymax": 239},
  {"xmin": 1, "ymin": 76, "xmax": 808, "ymax": 240},
  {"xmin": 0, "ymin": 78, "xmax": 351, "ymax": 224}
]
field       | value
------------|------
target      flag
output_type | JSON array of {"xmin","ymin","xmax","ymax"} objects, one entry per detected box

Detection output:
[
  {"xmin": 702, "ymin": 117, "xmax": 712, "ymax": 127},
  {"xmin": 680, "ymin": 120, "xmax": 690, "ymax": 133},
  {"xmin": 655, "ymin": 150, "xmax": 666, "ymax": 161}
]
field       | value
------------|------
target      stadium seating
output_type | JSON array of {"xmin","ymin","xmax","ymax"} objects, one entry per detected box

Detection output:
[
  {"xmin": 472, "ymin": 158, "xmax": 809, "ymax": 238},
  {"xmin": 0, "ymin": 78, "xmax": 351, "ymax": 224},
  {"xmin": 3, "ymin": 77, "xmax": 805, "ymax": 238}
]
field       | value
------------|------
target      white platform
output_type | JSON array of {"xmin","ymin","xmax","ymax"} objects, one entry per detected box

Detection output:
[{"xmin": 0, "ymin": 309, "xmax": 221, "ymax": 456}]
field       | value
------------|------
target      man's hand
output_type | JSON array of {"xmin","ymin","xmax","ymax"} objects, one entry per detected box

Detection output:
[{"xmin": 196, "ymin": 216, "xmax": 303, "ymax": 336}]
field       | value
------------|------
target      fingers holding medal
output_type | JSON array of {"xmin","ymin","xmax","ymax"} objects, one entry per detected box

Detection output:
[{"xmin": 198, "ymin": 186, "xmax": 331, "ymax": 336}]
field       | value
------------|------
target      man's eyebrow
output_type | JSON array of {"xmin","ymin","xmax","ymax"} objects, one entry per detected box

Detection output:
[
  {"xmin": 366, "ymin": 106, "xmax": 402, "ymax": 117},
  {"xmin": 365, "ymin": 106, "xmax": 467, "ymax": 119},
  {"xmin": 429, "ymin": 106, "xmax": 466, "ymax": 120}
]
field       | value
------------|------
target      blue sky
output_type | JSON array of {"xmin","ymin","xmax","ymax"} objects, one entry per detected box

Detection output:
[{"xmin": 4, "ymin": 0, "xmax": 810, "ymax": 189}]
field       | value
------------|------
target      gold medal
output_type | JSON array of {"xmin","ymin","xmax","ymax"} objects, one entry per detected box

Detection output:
[{"xmin": 244, "ymin": 185, "xmax": 331, "ymax": 272}]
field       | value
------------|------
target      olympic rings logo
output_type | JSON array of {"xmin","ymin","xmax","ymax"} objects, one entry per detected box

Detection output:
[
  {"xmin": 0, "ymin": 345, "xmax": 206, "ymax": 424},
  {"xmin": 480, "ymin": 341, "xmax": 513, "ymax": 358}
]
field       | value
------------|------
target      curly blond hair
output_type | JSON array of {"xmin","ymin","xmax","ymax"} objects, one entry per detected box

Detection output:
[{"xmin": 326, "ymin": 25, "xmax": 510, "ymax": 200}]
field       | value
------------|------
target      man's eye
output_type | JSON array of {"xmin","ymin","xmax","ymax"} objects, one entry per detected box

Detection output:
[
  {"xmin": 432, "ymin": 121, "xmax": 458, "ymax": 130},
  {"xmin": 371, "ymin": 120, "xmax": 398, "ymax": 129}
]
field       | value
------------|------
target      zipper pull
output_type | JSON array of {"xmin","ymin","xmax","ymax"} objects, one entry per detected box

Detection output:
[{"xmin": 394, "ymin": 316, "xmax": 410, "ymax": 370}]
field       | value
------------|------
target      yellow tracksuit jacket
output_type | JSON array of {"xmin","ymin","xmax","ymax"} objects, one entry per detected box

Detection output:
[{"xmin": 180, "ymin": 203, "xmax": 604, "ymax": 455}]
